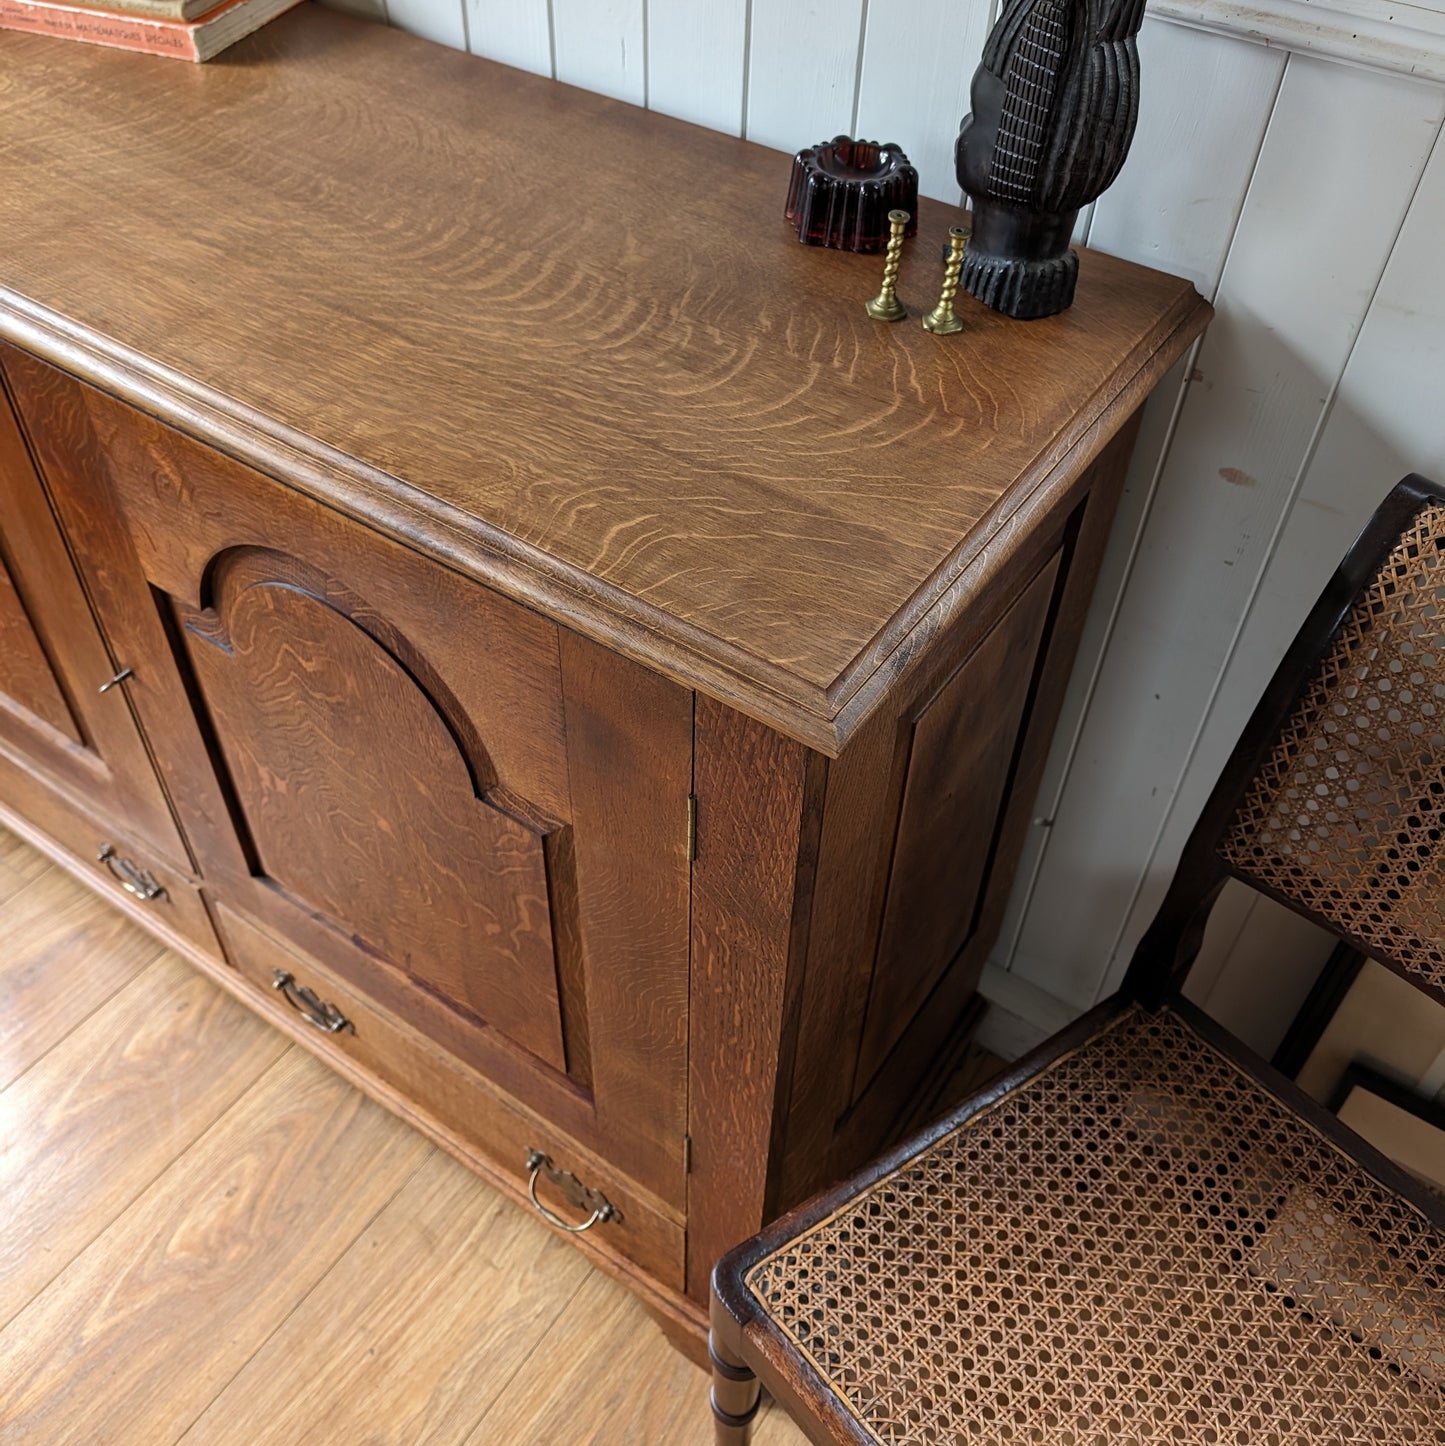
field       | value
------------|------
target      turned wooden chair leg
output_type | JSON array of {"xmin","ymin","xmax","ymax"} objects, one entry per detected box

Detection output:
[{"xmin": 709, "ymin": 1329, "xmax": 761, "ymax": 1445}]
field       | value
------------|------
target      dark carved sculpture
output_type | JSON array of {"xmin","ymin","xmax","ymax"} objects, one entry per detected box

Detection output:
[{"xmin": 955, "ymin": 0, "xmax": 1145, "ymax": 319}]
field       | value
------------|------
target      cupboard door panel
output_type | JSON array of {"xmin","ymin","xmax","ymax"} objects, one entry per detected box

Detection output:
[
  {"xmin": 0, "ymin": 552, "xmax": 80, "ymax": 744},
  {"xmin": 179, "ymin": 547, "xmax": 571, "ymax": 1074},
  {"xmin": 0, "ymin": 363, "xmax": 187, "ymax": 862},
  {"xmin": 7, "ymin": 350, "xmax": 692, "ymax": 1205}
]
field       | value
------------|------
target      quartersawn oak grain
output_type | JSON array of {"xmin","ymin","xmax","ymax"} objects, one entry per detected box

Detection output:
[
  {"xmin": 855, "ymin": 552, "xmax": 1061, "ymax": 1088},
  {"xmin": 13, "ymin": 350, "xmax": 695, "ymax": 1211},
  {"xmin": 686, "ymin": 697, "xmax": 821, "ymax": 1303},
  {"xmin": 0, "ymin": 8, "xmax": 1209, "ymax": 753},
  {"xmin": 213, "ymin": 899, "xmax": 688, "ymax": 1291},
  {"xmin": 0, "ymin": 550, "xmax": 77, "ymax": 744},
  {"xmin": 772, "ymin": 421, "xmax": 1143, "ymax": 1209},
  {"xmin": 182, "ymin": 549, "xmax": 573, "ymax": 1073},
  {"xmin": 0, "ymin": 9, "xmax": 1210, "ymax": 1364},
  {"xmin": 3, "ymin": 340, "xmax": 1177, "ymax": 1336},
  {"xmin": 0, "ymin": 373, "xmax": 190, "ymax": 859}
]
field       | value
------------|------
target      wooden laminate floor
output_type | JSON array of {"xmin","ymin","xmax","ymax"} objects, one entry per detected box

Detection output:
[{"xmin": 0, "ymin": 827, "xmax": 813, "ymax": 1446}]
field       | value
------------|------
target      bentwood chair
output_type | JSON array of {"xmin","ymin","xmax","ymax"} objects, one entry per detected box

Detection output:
[{"xmin": 711, "ymin": 474, "xmax": 1445, "ymax": 1444}]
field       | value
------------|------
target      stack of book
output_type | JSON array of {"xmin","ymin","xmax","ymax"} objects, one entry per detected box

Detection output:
[{"xmin": 0, "ymin": 0, "xmax": 302, "ymax": 60}]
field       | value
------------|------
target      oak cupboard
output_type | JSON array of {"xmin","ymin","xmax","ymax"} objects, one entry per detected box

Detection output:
[{"xmin": 0, "ymin": 6, "xmax": 1209, "ymax": 1355}]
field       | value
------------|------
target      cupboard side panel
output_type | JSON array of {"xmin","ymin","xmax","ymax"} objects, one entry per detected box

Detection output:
[
  {"xmin": 854, "ymin": 550, "xmax": 1062, "ymax": 1090},
  {"xmin": 686, "ymin": 697, "xmax": 818, "ymax": 1302},
  {"xmin": 560, "ymin": 629, "xmax": 693, "ymax": 1200},
  {"xmin": 835, "ymin": 416, "xmax": 1141, "ymax": 1168}
]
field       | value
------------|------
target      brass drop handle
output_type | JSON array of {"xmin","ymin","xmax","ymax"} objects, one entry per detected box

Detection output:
[
  {"xmin": 272, "ymin": 969, "xmax": 352, "ymax": 1034},
  {"xmin": 525, "ymin": 1148, "xmax": 620, "ymax": 1233},
  {"xmin": 96, "ymin": 843, "xmax": 165, "ymax": 901}
]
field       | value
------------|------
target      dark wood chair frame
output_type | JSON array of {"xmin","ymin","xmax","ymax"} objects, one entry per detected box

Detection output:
[
  {"xmin": 710, "ymin": 473, "xmax": 1445, "ymax": 1444},
  {"xmin": 1271, "ymin": 939, "xmax": 1367, "ymax": 1078}
]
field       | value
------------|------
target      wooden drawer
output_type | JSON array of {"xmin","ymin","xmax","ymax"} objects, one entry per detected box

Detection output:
[
  {"xmin": 0, "ymin": 742, "xmax": 219, "ymax": 960},
  {"xmin": 211, "ymin": 900, "xmax": 685, "ymax": 1291}
]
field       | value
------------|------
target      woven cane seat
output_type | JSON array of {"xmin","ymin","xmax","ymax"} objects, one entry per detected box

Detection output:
[
  {"xmin": 1222, "ymin": 502, "xmax": 1445, "ymax": 997},
  {"xmin": 743, "ymin": 1006, "xmax": 1445, "ymax": 1444}
]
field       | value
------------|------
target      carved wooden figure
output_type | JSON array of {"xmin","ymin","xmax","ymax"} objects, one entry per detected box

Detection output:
[{"xmin": 956, "ymin": 0, "xmax": 1146, "ymax": 318}]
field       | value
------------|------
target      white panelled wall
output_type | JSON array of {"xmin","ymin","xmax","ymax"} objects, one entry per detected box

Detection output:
[{"xmin": 322, "ymin": 0, "xmax": 1445, "ymax": 1060}]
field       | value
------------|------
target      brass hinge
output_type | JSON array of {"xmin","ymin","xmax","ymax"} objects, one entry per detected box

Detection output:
[
  {"xmin": 686, "ymin": 794, "xmax": 697, "ymax": 862},
  {"xmin": 683, "ymin": 1133, "xmax": 693, "ymax": 1173}
]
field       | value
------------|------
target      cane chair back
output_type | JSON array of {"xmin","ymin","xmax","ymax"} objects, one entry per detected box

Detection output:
[
  {"xmin": 1220, "ymin": 495, "xmax": 1445, "ymax": 1000},
  {"xmin": 710, "ymin": 476, "xmax": 1445, "ymax": 1446},
  {"xmin": 1129, "ymin": 475, "xmax": 1445, "ymax": 1009}
]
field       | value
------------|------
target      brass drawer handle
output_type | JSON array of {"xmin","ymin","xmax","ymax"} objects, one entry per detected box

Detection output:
[
  {"xmin": 525, "ymin": 1148, "xmax": 621, "ymax": 1233},
  {"xmin": 271, "ymin": 969, "xmax": 353, "ymax": 1034},
  {"xmin": 95, "ymin": 843, "xmax": 165, "ymax": 901}
]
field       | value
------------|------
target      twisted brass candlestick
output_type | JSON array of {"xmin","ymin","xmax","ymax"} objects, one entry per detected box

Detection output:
[
  {"xmin": 865, "ymin": 209, "xmax": 910, "ymax": 321},
  {"xmin": 922, "ymin": 227, "xmax": 969, "ymax": 335}
]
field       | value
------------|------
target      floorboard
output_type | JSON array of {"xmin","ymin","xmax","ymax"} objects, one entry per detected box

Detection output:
[
  {"xmin": 182, "ymin": 1149, "xmax": 591, "ymax": 1445},
  {"xmin": 463, "ymin": 1271, "xmax": 804, "ymax": 1446},
  {"xmin": 0, "ymin": 1049, "xmax": 430, "ymax": 1443},
  {"xmin": 0, "ymin": 865, "xmax": 164, "ymax": 1091},
  {"xmin": 0, "ymin": 826, "xmax": 813, "ymax": 1444},
  {"xmin": 0, "ymin": 826, "xmax": 49, "ymax": 904},
  {"xmin": 0, "ymin": 953, "xmax": 287, "ymax": 1330}
]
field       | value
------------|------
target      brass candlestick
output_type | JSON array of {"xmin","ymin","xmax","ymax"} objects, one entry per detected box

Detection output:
[
  {"xmin": 864, "ymin": 209, "xmax": 910, "ymax": 321},
  {"xmin": 922, "ymin": 227, "xmax": 969, "ymax": 335}
]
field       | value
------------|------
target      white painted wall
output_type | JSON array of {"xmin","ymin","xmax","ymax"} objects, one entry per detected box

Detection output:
[
  {"xmin": 323, "ymin": 0, "xmax": 1445, "ymax": 1061},
  {"xmin": 995, "ymin": 34, "xmax": 1445, "ymax": 1061}
]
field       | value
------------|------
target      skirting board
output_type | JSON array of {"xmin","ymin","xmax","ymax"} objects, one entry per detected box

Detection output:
[{"xmin": 1152, "ymin": 0, "xmax": 1445, "ymax": 84}]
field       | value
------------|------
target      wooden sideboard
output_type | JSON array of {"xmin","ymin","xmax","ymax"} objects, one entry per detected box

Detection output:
[{"xmin": 0, "ymin": 6, "xmax": 1209, "ymax": 1356}]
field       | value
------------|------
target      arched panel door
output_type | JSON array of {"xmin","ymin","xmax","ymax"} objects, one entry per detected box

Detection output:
[
  {"xmin": 7, "ymin": 351, "xmax": 693, "ymax": 1208},
  {"xmin": 179, "ymin": 548, "xmax": 574, "ymax": 1075}
]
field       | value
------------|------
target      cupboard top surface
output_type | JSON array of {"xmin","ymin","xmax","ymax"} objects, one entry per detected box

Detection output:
[{"xmin": 0, "ymin": 6, "xmax": 1208, "ymax": 751}]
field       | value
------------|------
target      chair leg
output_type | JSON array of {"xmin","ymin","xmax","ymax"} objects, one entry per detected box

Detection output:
[{"xmin": 709, "ymin": 1328, "xmax": 761, "ymax": 1445}]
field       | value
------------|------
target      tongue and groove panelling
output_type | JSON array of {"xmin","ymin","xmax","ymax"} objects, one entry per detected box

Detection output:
[{"xmin": 318, "ymin": 0, "xmax": 1445, "ymax": 1053}]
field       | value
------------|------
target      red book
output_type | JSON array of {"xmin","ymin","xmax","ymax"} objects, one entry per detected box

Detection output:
[{"xmin": 0, "ymin": 0, "xmax": 302, "ymax": 59}]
